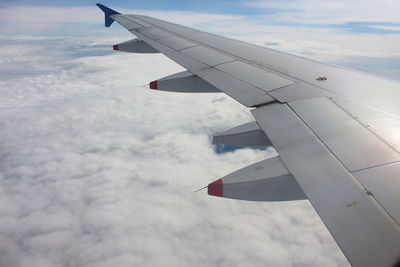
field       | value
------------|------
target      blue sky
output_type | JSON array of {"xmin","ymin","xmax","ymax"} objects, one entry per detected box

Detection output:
[
  {"xmin": 2, "ymin": 0, "xmax": 400, "ymax": 34},
  {"xmin": 1, "ymin": 0, "xmax": 264, "ymax": 14}
]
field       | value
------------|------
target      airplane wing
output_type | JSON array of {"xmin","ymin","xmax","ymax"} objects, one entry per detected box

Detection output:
[{"xmin": 97, "ymin": 4, "xmax": 400, "ymax": 266}]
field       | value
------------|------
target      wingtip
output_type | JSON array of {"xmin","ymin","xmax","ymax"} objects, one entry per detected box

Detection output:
[
  {"xmin": 96, "ymin": 3, "xmax": 121, "ymax": 27},
  {"xmin": 95, "ymin": 3, "xmax": 107, "ymax": 11}
]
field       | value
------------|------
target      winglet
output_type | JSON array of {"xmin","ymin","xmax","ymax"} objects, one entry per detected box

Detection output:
[{"xmin": 96, "ymin": 3, "xmax": 120, "ymax": 27}]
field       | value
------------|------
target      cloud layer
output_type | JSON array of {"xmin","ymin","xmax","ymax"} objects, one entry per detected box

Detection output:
[
  {"xmin": 243, "ymin": 0, "xmax": 400, "ymax": 24},
  {"xmin": 0, "ymin": 29, "xmax": 351, "ymax": 267},
  {"xmin": 2, "ymin": 3, "xmax": 400, "ymax": 266}
]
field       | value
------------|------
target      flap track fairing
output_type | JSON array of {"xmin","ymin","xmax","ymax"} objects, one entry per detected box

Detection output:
[
  {"xmin": 149, "ymin": 71, "xmax": 221, "ymax": 93},
  {"xmin": 213, "ymin": 121, "xmax": 272, "ymax": 147},
  {"xmin": 208, "ymin": 156, "xmax": 307, "ymax": 201},
  {"xmin": 113, "ymin": 38, "xmax": 159, "ymax": 53}
]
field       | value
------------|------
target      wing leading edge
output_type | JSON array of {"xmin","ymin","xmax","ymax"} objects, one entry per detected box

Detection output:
[{"xmin": 97, "ymin": 4, "xmax": 400, "ymax": 267}]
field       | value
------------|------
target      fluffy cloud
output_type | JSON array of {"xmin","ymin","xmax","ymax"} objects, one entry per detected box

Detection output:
[
  {"xmin": 243, "ymin": 0, "xmax": 400, "ymax": 24},
  {"xmin": 4, "ymin": 2, "xmax": 400, "ymax": 266},
  {"xmin": 0, "ymin": 29, "xmax": 351, "ymax": 267},
  {"xmin": 0, "ymin": 5, "xmax": 242, "ymax": 37},
  {"xmin": 2, "ymin": 3, "xmax": 400, "ymax": 62},
  {"xmin": 369, "ymin": 25, "xmax": 400, "ymax": 32}
]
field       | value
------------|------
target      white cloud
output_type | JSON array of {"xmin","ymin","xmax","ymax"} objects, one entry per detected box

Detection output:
[
  {"xmin": 2, "ymin": 4, "xmax": 400, "ymax": 60},
  {"xmin": 0, "ymin": 32, "xmax": 349, "ymax": 267},
  {"xmin": 0, "ymin": 6, "xmax": 97, "ymax": 24},
  {"xmin": 3, "ymin": 3, "xmax": 400, "ymax": 266},
  {"xmin": 0, "ymin": 5, "xmax": 242, "ymax": 35},
  {"xmin": 243, "ymin": 0, "xmax": 400, "ymax": 24},
  {"xmin": 369, "ymin": 25, "xmax": 400, "ymax": 32}
]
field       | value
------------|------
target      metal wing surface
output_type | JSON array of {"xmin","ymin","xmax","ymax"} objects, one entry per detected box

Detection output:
[{"xmin": 97, "ymin": 4, "xmax": 400, "ymax": 267}]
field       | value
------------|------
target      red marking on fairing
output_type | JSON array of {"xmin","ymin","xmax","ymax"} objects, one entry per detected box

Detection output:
[
  {"xmin": 208, "ymin": 178, "xmax": 223, "ymax": 197},
  {"xmin": 150, "ymin": 80, "xmax": 158, "ymax": 90},
  {"xmin": 113, "ymin": 44, "xmax": 119, "ymax": 50}
]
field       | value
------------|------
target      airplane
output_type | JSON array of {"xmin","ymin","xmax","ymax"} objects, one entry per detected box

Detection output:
[{"xmin": 96, "ymin": 4, "xmax": 400, "ymax": 267}]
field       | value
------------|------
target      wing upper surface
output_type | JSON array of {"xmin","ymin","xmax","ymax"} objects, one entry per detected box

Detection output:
[
  {"xmin": 114, "ymin": 14, "xmax": 400, "ymax": 116},
  {"xmin": 111, "ymin": 14, "xmax": 297, "ymax": 107}
]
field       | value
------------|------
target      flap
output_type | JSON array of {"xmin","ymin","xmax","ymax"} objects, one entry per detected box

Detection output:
[
  {"xmin": 252, "ymin": 103, "xmax": 400, "ymax": 267},
  {"xmin": 353, "ymin": 162, "xmax": 400, "ymax": 225},
  {"xmin": 289, "ymin": 97, "xmax": 400, "ymax": 172}
]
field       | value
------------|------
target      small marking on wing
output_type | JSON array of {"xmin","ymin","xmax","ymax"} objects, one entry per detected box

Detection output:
[{"xmin": 346, "ymin": 201, "xmax": 358, "ymax": 207}]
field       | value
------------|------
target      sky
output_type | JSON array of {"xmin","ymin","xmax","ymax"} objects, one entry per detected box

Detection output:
[{"xmin": 1, "ymin": 1, "xmax": 400, "ymax": 266}]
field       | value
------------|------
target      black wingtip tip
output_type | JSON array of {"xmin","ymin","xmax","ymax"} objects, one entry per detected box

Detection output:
[
  {"xmin": 96, "ymin": 3, "xmax": 121, "ymax": 15},
  {"xmin": 96, "ymin": 3, "xmax": 120, "ymax": 27}
]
